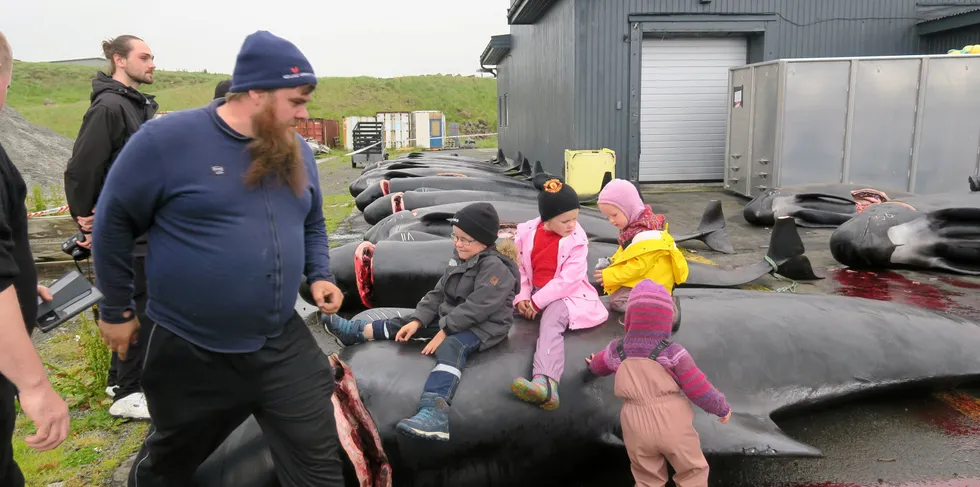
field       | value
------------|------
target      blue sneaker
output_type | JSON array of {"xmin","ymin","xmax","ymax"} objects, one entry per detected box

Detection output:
[
  {"xmin": 322, "ymin": 314, "xmax": 367, "ymax": 346},
  {"xmin": 395, "ymin": 393, "xmax": 450, "ymax": 441}
]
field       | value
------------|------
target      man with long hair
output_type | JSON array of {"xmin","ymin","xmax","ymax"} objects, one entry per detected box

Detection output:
[
  {"xmin": 63, "ymin": 34, "xmax": 158, "ymax": 421},
  {"xmin": 0, "ymin": 30, "xmax": 71, "ymax": 487},
  {"xmin": 91, "ymin": 31, "xmax": 346, "ymax": 485}
]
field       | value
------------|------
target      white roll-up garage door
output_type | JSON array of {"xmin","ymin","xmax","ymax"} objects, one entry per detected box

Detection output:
[{"xmin": 639, "ymin": 37, "xmax": 748, "ymax": 182}]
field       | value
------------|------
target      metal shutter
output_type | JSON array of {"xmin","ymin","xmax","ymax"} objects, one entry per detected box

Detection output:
[{"xmin": 639, "ymin": 37, "xmax": 748, "ymax": 182}]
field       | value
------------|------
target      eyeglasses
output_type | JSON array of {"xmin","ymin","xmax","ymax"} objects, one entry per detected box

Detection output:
[{"xmin": 452, "ymin": 234, "xmax": 475, "ymax": 245}]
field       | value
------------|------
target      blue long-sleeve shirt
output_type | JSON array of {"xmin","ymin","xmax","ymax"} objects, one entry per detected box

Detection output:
[{"xmin": 92, "ymin": 100, "xmax": 334, "ymax": 353}]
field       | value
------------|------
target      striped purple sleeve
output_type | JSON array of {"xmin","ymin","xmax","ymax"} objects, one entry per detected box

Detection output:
[
  {"xmin": 589, "ymin": 339, "xmax": 622, "ymax": 377},
  {"xmin": 660, "ymin": 345, "xmax": 731, "ymax": 417}
]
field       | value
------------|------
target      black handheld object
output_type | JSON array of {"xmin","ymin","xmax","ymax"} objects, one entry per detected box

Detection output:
[
  {"xmin": 62, "ymin": 231, "xmax": 91, "ymax": 261},
  {"xmin": 36, "ymin": 270, "xmax": 104, "ymax": 333}
]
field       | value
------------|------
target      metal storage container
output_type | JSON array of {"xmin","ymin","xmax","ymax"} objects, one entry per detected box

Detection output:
[
  {"xmin": 376, "ymin": 112, "xmax": 411, "ymax": 149},
  {"xmin": 296, "ymin": 118, "xmax": 340, "ymax": 147},
  {"xmin": 724, "ymin": 54, "xmax": 980, "ymax": 198},
  {"xmin": 409, "ymin": 111, "xmax": 447, "ymax": 149},
  {"xmin": 324, "ymin": 119, "xmax": 340, "ymax": 148},
  {"xmin": 343, "ymin": 116, "xmax": 377, "ymax": 150}
]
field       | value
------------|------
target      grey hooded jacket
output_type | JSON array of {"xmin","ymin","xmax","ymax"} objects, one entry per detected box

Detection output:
[{"xmin": 409, "ymin": 245, "xmax": 521, "ymax": 351}]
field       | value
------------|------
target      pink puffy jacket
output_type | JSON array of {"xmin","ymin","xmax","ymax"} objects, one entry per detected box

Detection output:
[{"xmin": 513, "ymin": 218, "xmax": 609, "ymax": 330}]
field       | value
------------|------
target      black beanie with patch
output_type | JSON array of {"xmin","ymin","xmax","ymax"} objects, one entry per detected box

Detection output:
[
  {"xmin": 533, "ymin": 173, "xmax": 580, "ymax": 222},
  {"xmin": 451, "ymin": 202, "xmax": 500, "ymax": 247}
]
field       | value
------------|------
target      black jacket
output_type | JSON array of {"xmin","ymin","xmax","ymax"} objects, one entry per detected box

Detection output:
[
  {"xmin": 0, "ymin": 142, "xmax": 39, "ymax": 332},
  {"xmin": 64, "ymin": 72, "xmax": 158, "ymax": 227},
  {"xmin": 410, "ymin": 246, "xmax": 521, "ymax": 351}
]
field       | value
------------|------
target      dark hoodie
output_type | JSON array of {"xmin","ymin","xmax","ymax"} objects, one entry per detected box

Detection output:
[
  {"xmin": 64, "ymin": 72, "xmax": 158, "ymax": 252},
  {"xmin": 410, "ymin": 244, "xmax": 521, "ymax": 351},
  {"xmin": 0, "ymin": 142, "xmax": 39, "ymax": 332}
]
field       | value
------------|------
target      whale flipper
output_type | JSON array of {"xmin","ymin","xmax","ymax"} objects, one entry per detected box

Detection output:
[{"xmin": 695, "ymin": 412, "xmax": 822, "ymax": 457}]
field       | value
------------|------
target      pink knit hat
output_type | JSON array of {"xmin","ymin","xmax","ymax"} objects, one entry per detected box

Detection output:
[
  {"xmin": 623, "ymin": 279, "xmax": 675, "ymax": 341},
  {"xmin": 598, "ymin": 179, "xmax": 646, "ymax": 223}
]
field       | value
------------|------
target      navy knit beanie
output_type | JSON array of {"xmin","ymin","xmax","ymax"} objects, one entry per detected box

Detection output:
[{"xmin": 229, "ymin": 31, "xmax": 317, "ymax": 93}]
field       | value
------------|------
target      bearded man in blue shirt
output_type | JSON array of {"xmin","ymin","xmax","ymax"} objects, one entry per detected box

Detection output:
[{"xmin": 92, "ymin": 30, "xmax": 346, "ymax": 486}]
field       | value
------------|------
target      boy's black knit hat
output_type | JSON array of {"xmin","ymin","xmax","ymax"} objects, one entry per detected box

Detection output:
[
  {"xmin": 450, "ymin": 202, "xmax": 499, "ymax": 247},
  {"xmin": 533, "ymin": 173, "xmax": 580, "ymax": 222}
]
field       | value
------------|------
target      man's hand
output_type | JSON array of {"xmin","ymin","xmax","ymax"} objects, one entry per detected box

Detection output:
[
  {"xmin": 17, "ymin": 382, "xmax": 70, "ymax": 452},
  {"xmin": 593, "ymin": 269, "xmax": 604, "ymax": 284},
  {"xmin": 76, "ymin": 232, "xmax": 92, "ymax": 250},
  {"xmin": 310, "ymin": 280, "xmax": 344, "ymax": 315},
  {"xmin": 37, "ymin": 285, "xmax": 53, "ymax": 303},
  {"xmin": 422, "ymin": 330, "xmax": 447, "ymax": 355},
  {"xmin": 77, "ymin": 212, "xmax": 94, "ymax": 233},
  {"xmin": 395, "ymin": 320, "xmax": 421, "ymax": 342},
  {"xmin": 98, "ymin": 315, "xmax": 140, "ymax": 360}
]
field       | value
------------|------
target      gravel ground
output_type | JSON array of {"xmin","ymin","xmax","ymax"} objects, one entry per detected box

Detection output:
[{"xmin": 0, "ymin": 106, "xmax": 73, "ymax": 191}]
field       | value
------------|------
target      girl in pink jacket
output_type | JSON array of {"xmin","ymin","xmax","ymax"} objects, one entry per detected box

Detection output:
[{"xmin": 509, "ymin": 175, "xmax": 609, "ymax": 410}]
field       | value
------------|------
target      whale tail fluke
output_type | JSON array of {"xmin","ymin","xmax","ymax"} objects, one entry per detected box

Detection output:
[
  {"xmin": 766, "ymin": 216, "xmax": 823, "ymax": 281},
  {"xmin": 516, "ymin": 157, "xmax": 532, "ymax": 178},
  {"xmin": 673, "ymin": 200, "xmax": 736, "ymax": 255},
  {"xmin": 502, "ymin": 151, "xmax": 525, "ymax": 175}
]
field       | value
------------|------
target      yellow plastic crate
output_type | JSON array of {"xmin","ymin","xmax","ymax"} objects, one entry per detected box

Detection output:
[{"xmin": 564, "ymin": 148, "xmax": 616, "ymax": 201}]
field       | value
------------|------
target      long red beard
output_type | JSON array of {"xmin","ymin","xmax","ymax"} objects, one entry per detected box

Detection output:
[{"xmin": 243, "ymin": 101, "xmax": 307, "ymax": 195}]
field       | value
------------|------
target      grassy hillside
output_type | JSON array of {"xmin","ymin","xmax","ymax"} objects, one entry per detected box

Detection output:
[{"xmin": 8, "ymin": 61, "xmax": 498, "ymax": 139}]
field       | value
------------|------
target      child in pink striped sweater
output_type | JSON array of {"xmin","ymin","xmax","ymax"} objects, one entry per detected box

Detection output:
[{"xmin": 587, "ymin": 279, "xmax": 731, "ymax": 487}]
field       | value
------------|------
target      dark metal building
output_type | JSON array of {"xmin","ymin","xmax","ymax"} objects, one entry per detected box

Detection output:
[{"xmin": 479, "ymin": 0, "xmax": 980, "ymax": 183}]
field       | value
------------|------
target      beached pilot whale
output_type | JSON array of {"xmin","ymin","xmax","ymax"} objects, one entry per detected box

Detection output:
[
  {"xmin": 362, "ymin": 189, "xmax": 540, "ymax": 225},
  {"xmin": 364, "ymin": 199, "xmax": 735, "ymax": 254},
  {"xmin": 349, "ymin": 159, "xmax": 545, "ymax": 197},
  {"xmin": 192, "ymin": 288, "xmax": 980, "ymax": 487},
  {"xmin": 328, "ymin": 216, "xmax": 815, "ymax": 311},
  {"xmin": 829, "ymin": 183, "xmax": 980, "ymax": 275},
  {"xmin": 360, "ymin": 149, "xmax": 523, "ymax": 176},
  {"xmin": 361, "ymin": 148, "xmax": 525, "ymax": 173},
  {"xmin": 742, "ymin": 183, "xmax": 913, "ymax": 228},
  {"xmin": 354, "ymin": 174, "xmax": 538, "ymax": 211},
  {"xmin": 357, "ymin": 156, "xmax": 523, "ymax": 180}
]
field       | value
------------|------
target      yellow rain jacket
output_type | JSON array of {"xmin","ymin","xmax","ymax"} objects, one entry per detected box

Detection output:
[{"xmin": 600, "ymin": 225, "xmax": 689, "ymax": 295}]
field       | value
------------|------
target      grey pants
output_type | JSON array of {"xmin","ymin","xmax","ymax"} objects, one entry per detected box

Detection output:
[{"xmin": 609, "ymin": 287, "xmax": 632, "ymax": 313}]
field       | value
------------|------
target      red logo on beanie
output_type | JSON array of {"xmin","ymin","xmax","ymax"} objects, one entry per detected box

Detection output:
[{"xmin": 290, "ymin": 66, "xmax": 300, "ymax": 73}]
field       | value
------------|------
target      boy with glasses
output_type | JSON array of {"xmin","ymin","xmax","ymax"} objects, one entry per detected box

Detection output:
[{"xmin": 323, "ymin": 202, "xmax": 520, "ymax": 441}]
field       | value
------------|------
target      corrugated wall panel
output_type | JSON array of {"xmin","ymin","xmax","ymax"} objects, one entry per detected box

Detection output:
[
  {"xmin": 921, "ymin": 25, "xmax": 980, "ymax": 53},
  {"xmin": 573, "ymin": 0, "xmax": 935, "ymax": 180},
  {"xmin": 497, "ymin": 0, "xmax": 576, "ymax": 175}
]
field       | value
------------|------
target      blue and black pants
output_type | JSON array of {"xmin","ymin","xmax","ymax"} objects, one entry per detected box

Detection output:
[{"xmin": 368, "ymin": 319, "xmax": 482, "ymax": 403}]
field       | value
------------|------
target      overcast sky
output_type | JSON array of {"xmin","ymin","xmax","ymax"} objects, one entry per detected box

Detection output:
[{"xmin": 0, "ymin": 0, "xmax": 511, "ymax": 78}]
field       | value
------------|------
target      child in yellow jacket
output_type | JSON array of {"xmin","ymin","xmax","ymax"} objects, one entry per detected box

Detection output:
[{"xmin": 593, "ymin": 179, "xmax": 689, "ymax": 313}]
